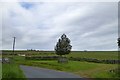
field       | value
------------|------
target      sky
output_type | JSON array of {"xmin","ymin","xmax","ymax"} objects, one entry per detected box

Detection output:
[{"xmin": 1, "ymin": 1, "xmax": 119, "ymax": 51}]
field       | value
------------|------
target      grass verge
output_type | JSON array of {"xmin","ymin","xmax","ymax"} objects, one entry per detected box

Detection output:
[
  {"xmin": 2, "ymin": 58, "xmax": 26, "ymax": 79},
  {"xmin": 17, "ymin": 59, "xmax": 118, "ymax": 78}
]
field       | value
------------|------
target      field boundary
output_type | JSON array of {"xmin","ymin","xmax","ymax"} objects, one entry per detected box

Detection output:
[{"xmin": 25, "ymin": 56, "xmax": 120, "ymax": 64}]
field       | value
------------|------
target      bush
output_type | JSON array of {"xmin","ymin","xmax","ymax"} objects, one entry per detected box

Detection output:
[
  {"xmin": 69, "ymin": 57, "xmax": 120, "ymax": 64},
  {"xmin": 25, "ymin": 56, "xmax": 59, "ymax": 60}
]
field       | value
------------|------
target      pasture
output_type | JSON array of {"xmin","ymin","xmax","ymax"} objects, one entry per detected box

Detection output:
[
  {"xmin": 2, "ymin": 50, "xmax": 118, "ymax": 60},
  {"xmin": 2, "ymin": 50, "xmax": 119, "ymax": 78},
  {"xmin": 16, "ymin": 58, "xmax": 118, "ymax": 78}
]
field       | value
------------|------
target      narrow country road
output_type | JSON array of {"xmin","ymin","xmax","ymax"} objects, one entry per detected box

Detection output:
[{"xmin": 20, "ymin": 65, "xmax": 81, "ymax": 78}]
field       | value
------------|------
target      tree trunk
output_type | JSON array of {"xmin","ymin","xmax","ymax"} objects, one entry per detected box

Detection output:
[{"xmin": 58, "ymin": 55, "xmax": 68, "ymax": 63}]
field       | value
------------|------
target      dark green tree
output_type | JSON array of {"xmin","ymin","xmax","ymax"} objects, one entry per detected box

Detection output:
[
  {"xmin": 118, "ymin": 37, "xmax": 120, "ymax": 48},
  {"xmin": 55, "ymin": 34, "xmax": 72, "ymax": 56}
]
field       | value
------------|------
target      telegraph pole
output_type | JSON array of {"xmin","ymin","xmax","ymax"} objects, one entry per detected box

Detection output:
[{"xmin": 13, "ymin": 37, "xmax": 16, "ymax": 55}]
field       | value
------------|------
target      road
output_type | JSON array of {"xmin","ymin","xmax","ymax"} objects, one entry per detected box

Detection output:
[{"xmin": 20, "ymin": 65, "xmax": 81, "ymax": 78}]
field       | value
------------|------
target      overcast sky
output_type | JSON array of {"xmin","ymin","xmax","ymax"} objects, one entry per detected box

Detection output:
[{"xmin": 1, "ymin": 2, "xmax": 118, "ymax": 51}]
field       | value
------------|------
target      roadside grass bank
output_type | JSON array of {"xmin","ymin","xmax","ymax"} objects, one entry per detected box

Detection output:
[
  {"xmin": 0, "ymin": 63, "xmax": 2, "ymax": 79},
  {"xmin": 0, "ymin": 53, "xmax": 2, "ymax": 79},
  {"xmin": 3, "ymin": 51, "xmax": 119, "ymax": 79},
  {"xmin": 16, "ymin": 59, "xmax": 118, "ymax": 78},
  {"xmin": 2, "ymin": 58, "xmax": 26, "ymax": 79}
]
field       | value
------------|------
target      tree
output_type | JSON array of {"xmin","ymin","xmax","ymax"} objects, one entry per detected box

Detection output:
[
  {"xmin": 55, "ymin": 34, "xmax": 72, "ymax": 56},
  {"xmin": 118, "ymin": 37, "xmax": 120, "ymax": 48}
]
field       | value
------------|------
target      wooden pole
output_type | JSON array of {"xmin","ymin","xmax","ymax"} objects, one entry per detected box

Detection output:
[{"xmin": 13, "ymin": 37, "xmax": 16, "ymax": 55}]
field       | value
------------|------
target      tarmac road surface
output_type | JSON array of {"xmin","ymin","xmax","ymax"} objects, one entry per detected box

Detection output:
[{"xmin": 20, "ymin": 65, "xmax": 81, "ymax": 78}]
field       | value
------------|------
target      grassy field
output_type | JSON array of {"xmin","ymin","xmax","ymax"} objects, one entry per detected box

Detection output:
[
  {"xmin": 12, "ymin": 56, "xmax": 119, "ymax": 78},
  {"xmin": 2, "ymin": 50, "xmax": 119, "ymax": 78},
  {"xmin": 68, "ymin": 51, "xmax": 118, "ymax": 60},
  {"xmin": 1, "ymin": 57, "xmax": 26, "ymax": 79},
  {"xmin": 2, "ymin": 63, "xmax": 26, "ymax": 78},
  {"xmin": 0, "ymin": 54, "xmax": 2, "ymax": 79},
  {"xmin": 0, "ymin": 63, "xmax": 1, "ymax": 79},
  {"xmin": 16, "ymin": 59, "xmax": 118, "ymax": 78},
  {"xmin": 2, "ymin": 50, "xmax": 118, "ymax": 60}
]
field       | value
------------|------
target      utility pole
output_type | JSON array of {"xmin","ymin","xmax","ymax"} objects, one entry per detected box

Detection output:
[{"xmin": 13, "ymin": 37, "xmax": 16, "ymax": 55}]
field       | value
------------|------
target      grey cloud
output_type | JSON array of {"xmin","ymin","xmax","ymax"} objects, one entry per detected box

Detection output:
[{"xmin": 2, "ymin": 2, "xmax": 118, "ymax": 51}]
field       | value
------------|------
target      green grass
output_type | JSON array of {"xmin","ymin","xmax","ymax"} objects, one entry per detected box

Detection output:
[
  {"xmin": 2, "ymin": 63, "xmax": 26, "ymax": 78},
  {"xmin": 92, "ymin": 71, "xmax": 116, "ymax": 78},
  {"xmin": 2, "ymin": 51, "xmax": 119, "ymax": 78},
  {"xmin": 2, "ymin": 51, "xmax": 118, "ymax": 60},
  {"xmin": 27, "ymin": 51, "xmax": 118, "ymax": 60},
  {"xmin": 0, "ymin": 63, "xmax": 2, "ymax": 79},
  {"xmin": 68, "ymin": 51, "xmax": 118, "ymax": 60},
  {"xmin": 0, "ymin": 54, "xmax": 2, "ymax": 79},
  {"xmin": 17, "ymin": 60, "xmax": 118, "ymax": 78}
]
